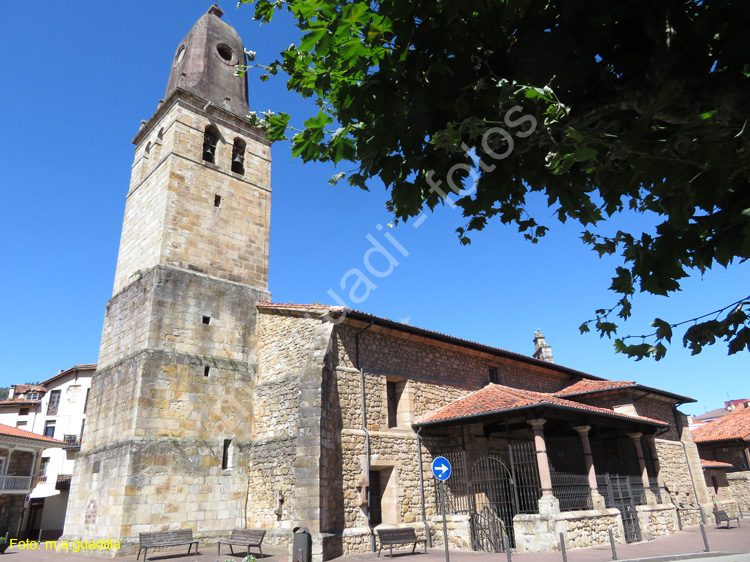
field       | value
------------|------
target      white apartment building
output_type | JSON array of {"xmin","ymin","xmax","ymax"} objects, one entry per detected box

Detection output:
[{"xmin": 0, "ymin": 364, "xmax": 94, "ymax": 539}]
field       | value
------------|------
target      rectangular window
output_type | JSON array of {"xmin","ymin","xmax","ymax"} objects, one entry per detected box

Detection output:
[
  {"xmin": 47, "ymin": 390, "xmax": 61, "ymax": 415},
  {"xmin": 19, "ymin": 408, "xmax": 29, "ymax": 416},
  {"xmin": 488, "ymin": 366, "xmax": 499, "ymax": 384},
  {"xmin": 387, "ymin": 382, "xmax": 398, "ymax": 428},
  {"xmin": 16, "ymin": 421, "xmax": 27, "ymax": 428},
  {"xmin": 39, "ymin": 457, "xmax": 50, "ymax": 476},
  {"xmin": 26, "ymin": 392, "xmax": 38, "ymax": 401},
  {"xmin": 44, "ymin": 420, "xmax": 56, "ymax": 438},
  {"xmin": 368, "ymin": 470, "xmax": 383, "ymax": 526}
]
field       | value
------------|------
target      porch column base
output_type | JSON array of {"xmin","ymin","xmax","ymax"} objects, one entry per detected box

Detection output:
[
  {"xmin": 591, "ymin": 491, "xmax": 606, "ymax": 510},
  {"xmin": 538, "ymin": 495, "xmax": 560, "ymax": 515},
  {"xmin": 644, "ymin": 489, "xmax": 658, "ymax": 506}
]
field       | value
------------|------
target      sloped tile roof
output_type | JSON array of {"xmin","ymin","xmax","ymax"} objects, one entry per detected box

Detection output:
[
  {"xmin": 555, "ymin": 379, "xmax": 637, "ymax": 396},
  {"xmin": 694, "ymin": 407, "xmax": 732, "ymax": 422},
  {"xmin": 700, "ymin": 459, "xmax": 734, "ymax": 469},
  {"xmin": 692, "ymin": 407, "xmax": 750, "ymax": 443},
  {"xmin": 414, "ymin": 383, "xmax": 667, "ymax": 427},
  {"xmin": 12, "ymin": 385, "xmax": 46, "ymax": 394},
  {"xmin": 0, "ymin": 423, "xmax": 66, "ymax": 445},
  {"xmin": 39, "ymin": 363, "xmax": 97, "ymax": 387},
  {"xmin": 0, "ymin": 399, "xmax": 40, "ymax": 406}
]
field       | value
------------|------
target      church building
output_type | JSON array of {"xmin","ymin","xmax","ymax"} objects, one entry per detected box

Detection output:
[{"xmin": 61, "ymin": 7, "xmax": 713, "ymax": 560}]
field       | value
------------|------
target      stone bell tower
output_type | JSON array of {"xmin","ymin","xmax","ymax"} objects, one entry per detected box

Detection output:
[{"xmin": 62, "ymin": 6, "xmax": 270, "ymax": 551}]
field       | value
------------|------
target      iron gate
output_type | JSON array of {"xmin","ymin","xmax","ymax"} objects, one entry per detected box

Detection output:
[
  {"xmin": 433, "ymin": 441, "xmax": 540, "ymax": 553},
  {"xmin": 598, "ymin": 474, "xmax": 643, "ymax": 543},
  {"xmin": 469, "ymin": 456, "xmax": 516, "ymax": 552}
]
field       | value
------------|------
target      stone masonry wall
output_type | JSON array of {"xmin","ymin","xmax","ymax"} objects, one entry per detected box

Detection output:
[
  {"xmin": 654, "ymin": 438, "xmax": 709, "ymax": 527},
  {"xmin": 636, "ymin": 504, "xmax": 678, "ymax": 540},
  {"xmin": 0, "ymin": 494, "xmax": 25, "ymax": 537},
  {"xmin": 248, "ymin": 311, "xmax": 323, "ymax": 533},
  {"xmin": 7, "ymin": 451, "xmax": 33, "ymax": 476},
  {"xmin": 514, "ymin": 509, "xmax": 624, "ymax": 553},
  {"xmin": 728, "ymin": 472, "xmax": 750, "ymax": 514},
  {"xmin": 335, "ymin": 323, "xmax": 571, "ymax": 392},
  {"xmin": 114, "ymin": 95, "xmax": 271, "ymax": 294}
]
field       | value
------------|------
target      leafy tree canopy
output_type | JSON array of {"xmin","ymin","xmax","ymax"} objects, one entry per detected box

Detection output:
[{"xmin": 239, "ymin": 0, "xmax": 750, "ymax": 359}]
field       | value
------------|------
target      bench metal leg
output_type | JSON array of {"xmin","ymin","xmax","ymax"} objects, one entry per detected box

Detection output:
[
  {"xmin": 377, "ymin": 544, "xmax": 382, "ymax": 557},
  {"xmin": 412, "ymin": 542, "xmax": 416, "ymax": 554},
  {"xmin": 259, "ymin": 545, "xmax": 264, "ymax": 559},
  {"xmin": 230, "ymin": 544, "xmax": 235, "ymax": 555},
  {"xmin": 390, "ymin": 545, "xmax": 393, "ymax": 558}
]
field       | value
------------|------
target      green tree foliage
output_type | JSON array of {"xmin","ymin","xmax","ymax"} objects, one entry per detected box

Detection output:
[{"xmin": 239, "ymin": 0, "xmax": 750, "ymax": 358}]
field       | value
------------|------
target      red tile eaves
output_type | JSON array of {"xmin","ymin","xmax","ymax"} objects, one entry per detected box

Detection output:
[
  {"xmin": 691, "ymin": 407, "xmax": 750, "ymax": 443},
  {"xmin": 0, "ymin": 399, "xmax": 40, "ymax": 406},
  {"xmin": 0, "ymin": 424, "xmax": 66, "ymax": 445},
  {"xmin": 555, "ymin": 379, "xmax": 637, "ymax": 396},
  {"xmin": 415, "ymin": 383, "xmax": 667, "ymax": 426},
  {"xmin": 700, "ymin": 459, "xmax": 734, "ymax": 469}
]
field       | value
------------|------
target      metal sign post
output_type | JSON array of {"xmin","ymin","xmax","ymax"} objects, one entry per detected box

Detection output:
[{"xmin": 432, "ymin": 456, "xmax": 452, "ymax": 562}]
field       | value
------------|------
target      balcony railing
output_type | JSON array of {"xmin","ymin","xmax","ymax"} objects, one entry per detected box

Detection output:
[
  {"xmin": 36, "ymin": 475, "xmax": 48, "ymax": 483},
  {"xmin": 0, "ymin": 476, "xmax": 33, "ymax": 492},
  {"xmin": 62, "ymin": 434, "xmax": 82, "ymax": 449}
]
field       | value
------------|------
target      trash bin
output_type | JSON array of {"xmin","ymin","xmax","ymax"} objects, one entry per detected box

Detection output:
[{"xmin": 292, "ymin": 526, "xmax": 311, "ymax": 562}]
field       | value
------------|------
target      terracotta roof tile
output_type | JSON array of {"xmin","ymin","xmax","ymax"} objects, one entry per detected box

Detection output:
[
  {"xmin": 555, "ymin": 379, "xmax": 636, "ymax": 396},
  {"xmin": 0, "ymin": 424, "xmax": 66, "ymax": 445},
  {"xmin": 0, "ymin": 398, "xmax": 40, "ymax": 406},
  {"xmin": 414, "ymin": 383, "xmax": 667, "ymax": 427},
  {"xmin": 12, "ymin": 385, "xmax": 46, "ymax": 393},
  {"xmin": 700, "ymin": 459, "xmax": 734, "ymax": 469},
  {"xmin": 691, "ymin": 407, "xmax": 750, "ymax": 443}
]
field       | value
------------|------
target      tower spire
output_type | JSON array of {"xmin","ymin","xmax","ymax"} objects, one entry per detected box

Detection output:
[{"xmin": 165, "ymin": 5, "xmax": 249, "ymax": 116}]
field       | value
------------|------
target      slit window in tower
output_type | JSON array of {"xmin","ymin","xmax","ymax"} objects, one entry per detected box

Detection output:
[
  {"xmin": 222, "ymin": 439, "xmax": 233, "ymax": 470},
  {"xmin": 214, "ymin": 194, "xmax": 222, "ymax": 207},
  {"xmin": 203, "ymin": 125, "xmax": 219, "ymax": 163},
  {"xmin": 204, "ymin": 366, "xmax": 211, "ymax": 377},
  {"xmin": 232, "ymin": 138, "xmax": 246, "ymax": 175},
  {"xmin": 202, "ymin": 316, "xmax": 211, "ymax": 325}
]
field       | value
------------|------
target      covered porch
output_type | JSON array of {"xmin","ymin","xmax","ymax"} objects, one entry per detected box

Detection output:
[{"xmin": 414, "ymin": 384, "xmax": 678, "ymax": 553}]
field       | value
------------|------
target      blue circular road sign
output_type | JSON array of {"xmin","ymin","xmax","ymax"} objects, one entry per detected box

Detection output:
[{"xmin": 431, "ymin": 456, "xmax": 452, "ymax": 481}]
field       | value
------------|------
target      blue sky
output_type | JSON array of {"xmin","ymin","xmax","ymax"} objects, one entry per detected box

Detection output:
[{"xmin": 0, "ymin": 1, "xmax": 746, "ymax": 415}]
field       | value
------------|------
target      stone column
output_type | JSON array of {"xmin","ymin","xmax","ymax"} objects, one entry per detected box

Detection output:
[
  {"xmin": 574, "ymin": 426, "xmax": 605, "ymax": 510},
  {"xmin": 628, "ymin": 432, "xmax": 656, "ymax": 505},
  {"xmin": 528, "ymin": 419, "xmax": 559, "ymax": 514}
]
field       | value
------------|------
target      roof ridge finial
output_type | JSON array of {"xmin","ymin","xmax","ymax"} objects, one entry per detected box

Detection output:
[{"xmin": 208, "ymin": 4, "xmax": 224, "ymax": 18}]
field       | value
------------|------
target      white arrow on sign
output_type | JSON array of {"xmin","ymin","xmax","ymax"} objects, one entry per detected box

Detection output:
[{"xmin": 431, "ymin": 456, "xmax": 452, "ymax": 481}]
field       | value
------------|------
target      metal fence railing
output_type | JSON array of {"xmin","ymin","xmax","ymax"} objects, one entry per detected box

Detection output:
[{"xmin": 551, "ymin": 472, "xmax": 593, "ymax": 512}]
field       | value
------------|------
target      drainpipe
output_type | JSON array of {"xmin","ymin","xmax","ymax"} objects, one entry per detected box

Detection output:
[
  {"xmin": 416, "ymin": 426, "xmax": 431, "ymax": 547},
  {"xmin": 356, "ymin": 322, "xmax": 374, "ymax": 551}
]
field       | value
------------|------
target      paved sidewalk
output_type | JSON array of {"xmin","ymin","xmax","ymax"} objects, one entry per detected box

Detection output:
[{"xmin": 1, "ymin": 522, "xmax": 748, "ymax": 562}]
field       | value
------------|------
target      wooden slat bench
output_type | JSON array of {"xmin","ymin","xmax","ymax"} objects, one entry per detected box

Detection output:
[
  {"xmin": 713, "ymin": 510, "xmax": 741, "ymax": 529},
  {"xmin": 377, "ymin": 528, "xmax": 427, "ymax": 558},
  {"xmin": 217, "ymin": 529, "xmax": 266, "ymax": 558},
  {"xmin": 138, "ymin": 529, "xmax": 199, "ymax": 561}
]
